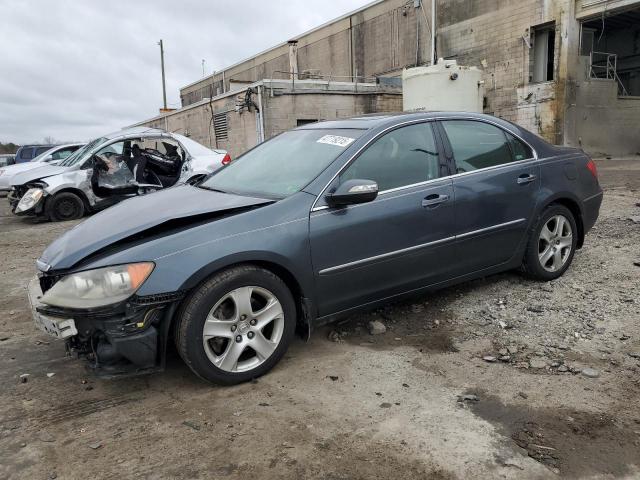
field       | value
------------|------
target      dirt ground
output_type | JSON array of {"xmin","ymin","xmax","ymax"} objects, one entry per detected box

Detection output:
[{"xmin": 0, "ymin": 159, "xmax": 639, "ymax": 480}]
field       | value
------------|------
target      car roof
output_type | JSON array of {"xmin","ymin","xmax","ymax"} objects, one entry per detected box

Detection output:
[
  {"xmin": 18, "ymin": 144, "xmax": 56, "ymax": 149},
  {"xmin": 100, "ymin": 126, "xmax": 167, "ymax": 140},
  {"xmin": 296, "ymin": 111, "xmax": 520, "ymax": 133}
]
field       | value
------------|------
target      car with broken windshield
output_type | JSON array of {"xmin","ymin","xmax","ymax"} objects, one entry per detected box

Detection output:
[
  {"xmin": 27, "ymin": 112, "xmax": 602, "ymax": 385},
  {"xmin": 9, "ymin": 127, "xmax": 229, "ymax": 221}
]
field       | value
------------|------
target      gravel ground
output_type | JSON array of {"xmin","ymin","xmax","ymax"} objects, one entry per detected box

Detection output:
[{"xmin": 0, "ymin": 158, "xmax": 639, "ymax": 480}]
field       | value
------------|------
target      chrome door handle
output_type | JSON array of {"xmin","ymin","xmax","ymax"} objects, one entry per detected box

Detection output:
[
  {"xmin": 517, "ymin": 174, "xmax": 537, "ymax": 185},
  {"xmin": 422, "ymin": 194, "xmax": 450, "ymax": 208}
]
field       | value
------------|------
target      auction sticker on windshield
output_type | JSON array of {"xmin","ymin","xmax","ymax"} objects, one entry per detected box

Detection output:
[{"xmin": 316, "ymin": 135, "xmax": 355, "ymax": 147}]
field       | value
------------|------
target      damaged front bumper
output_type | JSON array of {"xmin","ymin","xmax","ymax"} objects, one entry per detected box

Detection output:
[
  {"xmin": 27, "ymin": 276, "xmax": 183, "ymax": 377},
  {"xmin": 9, "ymin": 186, "xmax": 47, "ymax": 216}
]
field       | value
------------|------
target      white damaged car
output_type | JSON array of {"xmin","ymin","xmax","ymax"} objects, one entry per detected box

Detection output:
[{"xmin": 8, "ymin": 127, "xmax": 230, "ymax": 221}]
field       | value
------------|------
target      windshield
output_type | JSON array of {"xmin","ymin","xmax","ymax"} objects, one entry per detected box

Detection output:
[
  {"xmin": 59, "ymin": 137, "xmax": 106, "ymax": 167},
  {"xmin": 199, "ymin": 129, "xmax": 364, "ymax": 198}
]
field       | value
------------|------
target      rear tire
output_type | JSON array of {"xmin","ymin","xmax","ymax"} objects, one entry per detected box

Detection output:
[
  {"xmin": 522, "ymin": 204, "xmax": 577, "ymax": 281},
  {"xmin": 46, "ymin": 192, "xmax": 85, "ymax": 222},
  {"xmin": 175, "ymin": 265, "xmax": 296, "ymax": 385}
]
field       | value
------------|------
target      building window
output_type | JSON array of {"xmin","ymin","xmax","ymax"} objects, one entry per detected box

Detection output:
[
  {"xmin": 531, "ymin": 23, "xmax": 555, "ymax": 83},
  {"xmin": 296, "ymin": 119, "xmax": 318, "ymax": 126},
  {"xmin": 213, "ymin": 113, "xmax": 228, "ymax": 141}
]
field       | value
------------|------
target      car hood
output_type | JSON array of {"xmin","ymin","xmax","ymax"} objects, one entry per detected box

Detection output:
[
  {"xmin": 10, "ymin": 164, "xmax": 71, "ymax": 186},
  {"xmin": 39, "ymin": 185, "xmax": 273, "ymax": 270}
]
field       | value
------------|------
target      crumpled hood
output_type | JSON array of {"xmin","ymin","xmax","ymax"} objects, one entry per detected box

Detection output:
[
  {"xmin": 10, "ymin": 164, "xmax": 71, "ymax": 186},
  {"xmin": 39, "ymin": 185, "xmax": 273, "ymax": 270},
  {"xmin": 0, "ymin": 162, "xmax": 45, "ymax": 188}
]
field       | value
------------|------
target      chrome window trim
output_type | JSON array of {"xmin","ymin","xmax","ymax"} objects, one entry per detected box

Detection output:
[
  {"xmin": 309, "ymin": 116, "xmax": 539, "ymax": 213},
  {"xmin": 317, "ymin": 218, "xmax": 527, "ymax": 275}
]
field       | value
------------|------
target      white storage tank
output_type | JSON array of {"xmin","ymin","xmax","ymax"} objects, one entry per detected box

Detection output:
[{"xmin": 402, "ymin": 59, "xmax": 484, "ymax": 113}]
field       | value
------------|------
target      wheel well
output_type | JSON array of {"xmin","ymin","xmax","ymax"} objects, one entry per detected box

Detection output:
[
  {"xmin": 171, "ymin": 261, "xmax": 310, "ymax": 340},
  {"xmin": 48, "ymin": 188, "xmax": 91, "ymax": 211},
  {"xmin": 547, "ymin": 198, "xmax": 584, "ymax": 248}
]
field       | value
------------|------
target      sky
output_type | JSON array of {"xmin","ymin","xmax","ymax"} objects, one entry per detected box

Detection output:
[{"xmin": 0, "ymin": 0, "xmax": 371, "ymax": 145}]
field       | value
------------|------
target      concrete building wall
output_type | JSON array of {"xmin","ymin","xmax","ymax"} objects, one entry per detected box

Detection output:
[
  {"xmin": 154, "ymin": 0, "xmax": 640, "ymax": 157},
  {"xmin": 262, "ymin": 92, "xmax": 402, "ymax": 139},
  {"xmin": 138, "ymin": 83, "xmax": 402, "ymax": 159},
  {"xmin": 180, "ymin": 0, "xmax": 430, "ymax": 105}
]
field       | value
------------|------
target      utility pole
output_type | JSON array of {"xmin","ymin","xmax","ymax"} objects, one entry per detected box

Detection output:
[
  {"xmin": 158, "ymin": 39, "xmax": 167, "ymax": 110},
  {"xmin": 202, "ymin": 59, "xmax": 206, "ymax": 77}
]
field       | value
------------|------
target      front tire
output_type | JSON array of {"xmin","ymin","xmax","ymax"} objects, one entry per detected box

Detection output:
[
  {"xmin": 522, "ymin": 204, "xmax": 577, "ymax": 281},
  {"xmin": 175, "ymin": 265, "xmax": 296, "ymax": 385},
  {"xmin": 46, "ymin": 192, "xmax": 85, "ymax": 221}
]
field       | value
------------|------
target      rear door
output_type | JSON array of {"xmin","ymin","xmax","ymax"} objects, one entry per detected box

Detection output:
[
  {"xmin": 309, "ymin": 121, "xmax": 456, "ymax": 317},
  {"xmin": 438, "ymin": 119, "xmax": 540, "ymax": 273}
]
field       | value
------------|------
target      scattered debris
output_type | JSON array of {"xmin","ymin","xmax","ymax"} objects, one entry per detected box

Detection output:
[
  {"xmin": 88, "ymin": 441, "xmax": 103, "ymax": 450},
  {"xmin": 457, "ymin": 394, "xmax": 479, "ymax": 402},
  {"xmin": 379, "ymin": 402, "xmax": 392, "ymax": 408},
  {"xmin": 581, "ymin": 368, "xmax": 600, "ymax": 378},
  {"xmin": 182, "ymin": 421, "xmax": 201, "ymax": 431},
  {"xmin": 327, "ymin": 330, "xmax": 342, "ymax": 342},
  {"xmin": 529, "ymin": 359, "xmax": 547, "ymax": 369},
  {"xmin": 46, "ymin": 372, "xmax": 56, "ymax": 378},
  {"xmin": 368, "ymin": 320, "xmax": 387, "ymax": 335},
  {"xmin": 19, "ymin": 373, "xmax": 29, "ymax": 384},
  {"xmin": 483, "ymin": 355, "xmax": 497, "ymax": 362}
]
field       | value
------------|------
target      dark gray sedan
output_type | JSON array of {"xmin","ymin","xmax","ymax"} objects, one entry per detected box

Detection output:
[{"xmin": 28, "ymin": 112, "xmax": 602, "ymax": 384}]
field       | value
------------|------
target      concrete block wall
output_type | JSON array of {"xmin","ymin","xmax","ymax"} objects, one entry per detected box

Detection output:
[
  {"xmin": 437, "ymin": 0, "xmax": 567, "ymax": 143},
  {"xmin": 180, "ymin": 0, "xmax": 431, "ymax": 106},
  {"xmin": 574, "ymin": 79, "xmax": 640, "ymax": 156},
  {"xmin": 262, "ymin": 91, "xmax": 402, "ymax": 138}
]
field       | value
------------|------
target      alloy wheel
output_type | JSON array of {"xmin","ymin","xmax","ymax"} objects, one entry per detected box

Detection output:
[
  {"xmin": 538, "ymin": 214, "xmax": 573, "ymax": 272},
  {"xmin": 202, "ymin": 286, "xmax": 284, "ymax": 373}
]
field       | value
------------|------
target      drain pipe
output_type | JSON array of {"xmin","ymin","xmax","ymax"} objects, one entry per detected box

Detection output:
[
  {"xmin": 257, "ymin": 85, "xmax": 265, "ymax": 143},
  {"xmin": 430, "ymin": 0, "xmax": 436, "ymax": 65}
]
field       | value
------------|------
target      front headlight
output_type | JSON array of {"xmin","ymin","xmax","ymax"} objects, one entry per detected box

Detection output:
[
  {"xmin": 16, "ymin": 188, "xmax": 44, "ymax": 212},
  {"xmin": 41, "ymin": 262, "xmax": 154, "ymax": 309}
]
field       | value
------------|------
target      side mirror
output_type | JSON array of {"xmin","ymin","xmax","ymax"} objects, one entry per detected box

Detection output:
[{"xmin": 326, "ymin": 179, "xmax": 378, "ymax": 206}]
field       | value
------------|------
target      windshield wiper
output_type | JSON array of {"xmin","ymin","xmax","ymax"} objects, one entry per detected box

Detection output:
[{"xmin": 198, "ymin": 185, "xmax": 228, "ymax": 194}]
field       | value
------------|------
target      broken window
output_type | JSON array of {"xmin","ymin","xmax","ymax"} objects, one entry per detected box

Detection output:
[{"xmin": 531, "ymin": 23, "xmax": 556, "ymax": 83}]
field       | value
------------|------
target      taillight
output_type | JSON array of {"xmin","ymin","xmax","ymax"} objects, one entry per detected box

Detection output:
[
  {"xmin": 586, "ymin": 159, "xmax": 598, "ymax": 179},
  {"xmin": 221, "ymin": 153, "xmax": 232, "ymax": 165}
]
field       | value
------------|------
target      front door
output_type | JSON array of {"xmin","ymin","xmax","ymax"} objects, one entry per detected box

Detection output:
[
  {"xmin": 309, "ymin": 121, "xmax": 456, "ymax": 317},
  {"xmin": 439, "ymin": 119, "xmax": 541, "ymax": 274}
]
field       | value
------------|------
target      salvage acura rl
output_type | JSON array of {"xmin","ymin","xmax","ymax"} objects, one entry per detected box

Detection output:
[{"xmin": 27, "ymin": 112, "xmax": 602, "ymax": 384}]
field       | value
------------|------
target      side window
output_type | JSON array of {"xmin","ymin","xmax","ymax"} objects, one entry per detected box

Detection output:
[
  {"xmin": 51, "ymin": 147, "xmax": 77, "ymax": 161},
  {"xmin": 36, "ymin": 147, "xmax": 51, "ymax": 156},
  {"xmin": 506, "ymin": 132, "xmax": 533, "ymax": 161},
  {"xmin": 340, "ymin": 123, "xmax": 440, "ymax": 192},
  {"xmin": 442, "ymin": 120, "xmax": 517, "ymax": 173},
  {"xmin": 21, "ymin": 148, "xmax": 35, "ymax": 160},
  {"xmin": 96, "ymin": 141, "xmax": 124, "ymax": 156}
]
